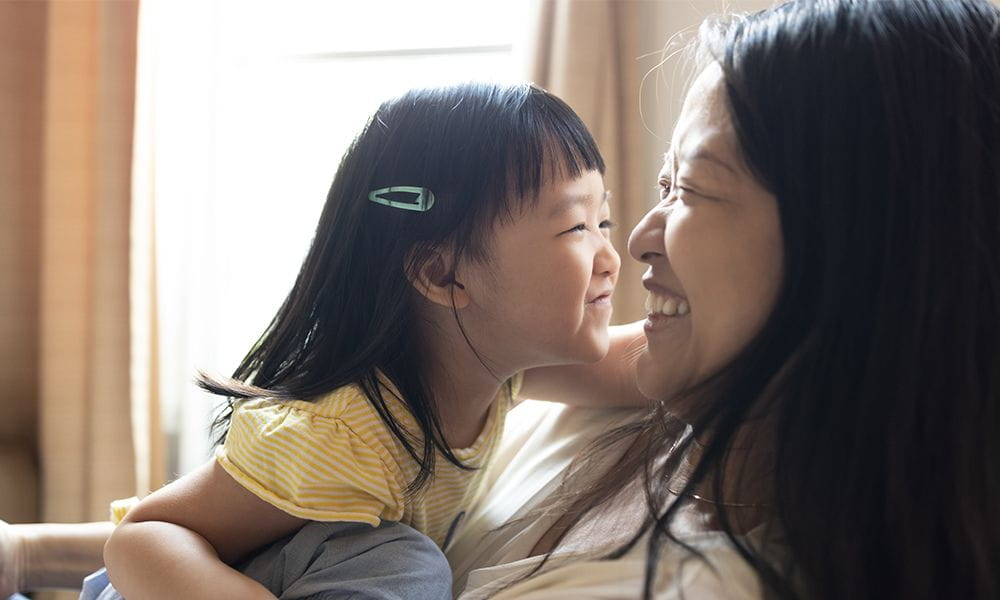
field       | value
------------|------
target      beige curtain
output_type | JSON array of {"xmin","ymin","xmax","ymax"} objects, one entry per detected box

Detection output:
[
  {"xmin": 0, "ymin": 0, "xmax": 46, "ymax": 526},
  {"xmin": 0, "ymin": 0, "xmax": 159, "ymax": 536},
  {"xmin": 526, "ymin": 0, "xmax": 648, "ymax": 323}
]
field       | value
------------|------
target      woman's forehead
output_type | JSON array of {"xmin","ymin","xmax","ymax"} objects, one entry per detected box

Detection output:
[{"xmin": 665, "ymin": 68, "xmax": 746, "ymax": 179}]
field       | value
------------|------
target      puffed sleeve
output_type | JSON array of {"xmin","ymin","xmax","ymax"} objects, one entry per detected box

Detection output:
[
  {"xmin": 109, "ymin": 496, "xmax": 140, "ymax": 524},
  {"xmin": 215, "ymin": 398, "xmax": 405, "ymax": 526},
  {"xmin": 509, "ymin": 371, "xmax": 524, "ymax": 402}
]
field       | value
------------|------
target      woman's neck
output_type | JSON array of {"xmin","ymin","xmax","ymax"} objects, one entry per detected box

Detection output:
[{"xmin": 668, "ymin": 420, "xmax": 775, "ymax": 534}]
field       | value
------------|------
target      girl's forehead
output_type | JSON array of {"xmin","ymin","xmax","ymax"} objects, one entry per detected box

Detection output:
[
  {"xmin": 505, "ymin": 170, "xmax": 608, "ymax": 226},
  {"xmin": 528, "ymin": 168, "xmax": 605, "ymax": 204}
]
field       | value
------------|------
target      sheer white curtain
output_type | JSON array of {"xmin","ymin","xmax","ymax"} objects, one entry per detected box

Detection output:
[{"xmin": 136, "ymin": 0, "xmax": 528, "ymax": 479}]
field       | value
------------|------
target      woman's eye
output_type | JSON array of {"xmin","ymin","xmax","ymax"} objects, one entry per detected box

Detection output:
[
  {"xmin": 658, "ymin": 178, "xmax": 673, "ymax": 199},
  {"xmin": 599, "ymin": 219, "xmax": 616, "ymax": 230}
]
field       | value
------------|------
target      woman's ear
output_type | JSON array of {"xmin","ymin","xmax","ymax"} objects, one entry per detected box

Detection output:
[{"xmin": 408, "ymin": 250, "xmax": 470, "ymax": 309}]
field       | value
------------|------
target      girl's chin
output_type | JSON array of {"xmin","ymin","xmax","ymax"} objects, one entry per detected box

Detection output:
[{"xmin": 576, "ymin": 339, "xmax": 612, "ymax": 365}]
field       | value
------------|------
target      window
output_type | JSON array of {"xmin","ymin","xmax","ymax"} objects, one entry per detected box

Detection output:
[{"xmin": 147, "ymin": 0, "xmax": 529, "ymax": 477}]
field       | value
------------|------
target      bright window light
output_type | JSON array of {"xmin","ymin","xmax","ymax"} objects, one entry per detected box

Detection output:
[{"xmin": 148, "ymin": 0, "xmax": 529, "ymax": 477}]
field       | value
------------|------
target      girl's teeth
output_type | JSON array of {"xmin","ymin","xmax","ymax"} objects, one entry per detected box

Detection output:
[{"xmin": 645, "ymin": 292, "xmax": 690, "ymax": 317}]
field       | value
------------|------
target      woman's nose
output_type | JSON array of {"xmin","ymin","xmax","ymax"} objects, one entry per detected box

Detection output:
[{"xmin": 628, "ymin": 206, "xmax": 666, "ymax": 263}]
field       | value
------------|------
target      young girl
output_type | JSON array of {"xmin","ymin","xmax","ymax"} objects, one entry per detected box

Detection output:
[{"xmin": 102, "ymin": 82, "xmax": 647, "ymax": 599}]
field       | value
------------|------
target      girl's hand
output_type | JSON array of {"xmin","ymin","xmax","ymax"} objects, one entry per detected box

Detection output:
[{"xmin": 0, "ymin": 518, "xmax": 24, "ymax": 598}]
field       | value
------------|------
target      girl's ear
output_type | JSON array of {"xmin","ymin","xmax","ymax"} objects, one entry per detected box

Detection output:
[{"xmin": 408, "ymin": 249, "xmax": 471, "ymax": 309}]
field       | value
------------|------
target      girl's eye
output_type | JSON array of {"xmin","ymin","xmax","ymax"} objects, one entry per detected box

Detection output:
[{"xmin": 563, "ymin": 220, "xmax": 615, "ymax": 235}]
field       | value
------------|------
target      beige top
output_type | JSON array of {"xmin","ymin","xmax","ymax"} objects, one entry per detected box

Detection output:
[{"xmin": 446, "ymin": 400, "xmax": 765, "ymax": 599}]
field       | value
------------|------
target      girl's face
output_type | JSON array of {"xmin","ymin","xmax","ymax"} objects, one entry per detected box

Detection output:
[
  {"xmin": 628, "ymin": 64, "xmax": 783, "ymax": 403},
  {"xmin": 459, "ymin": 169, "xmax": 620, "ymax": 371}
]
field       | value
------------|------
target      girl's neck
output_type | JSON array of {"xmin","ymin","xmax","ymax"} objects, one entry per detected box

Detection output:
[{"xmin": 420, "ymin": 324, "xmax": 513, "ymax": 449}]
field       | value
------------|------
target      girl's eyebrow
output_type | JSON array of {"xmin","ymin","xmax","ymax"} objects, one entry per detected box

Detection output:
[{"xmin": 548, "ymin": 190, "xmax": 611, "ymax": 218}]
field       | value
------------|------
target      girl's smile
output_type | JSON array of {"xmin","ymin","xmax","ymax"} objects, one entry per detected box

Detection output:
[{"xmin": 457, "ymin": 169, "xmax": 620, "ymax": 372}]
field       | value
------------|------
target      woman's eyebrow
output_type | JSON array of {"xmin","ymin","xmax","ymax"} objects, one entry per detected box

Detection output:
[
  {"xmin": 688, "ymin": 149, "xmax": 739, "ymax": 176},
  {"xmin": 666, "ymin": 147, "xmax": 742, "ymax": 186},
  {"xmin": 660, "ymin": 151, "xmax": 674, "ymax": 175}
]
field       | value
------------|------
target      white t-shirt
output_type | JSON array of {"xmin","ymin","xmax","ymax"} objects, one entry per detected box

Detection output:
[{"xmin": 446, "ymin": 400, "xmax": 764, "ymax": 599}]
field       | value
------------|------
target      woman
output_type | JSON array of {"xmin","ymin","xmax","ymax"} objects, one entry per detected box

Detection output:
[
  {"xmin": 4, "ymin": 0, "xmax": 999, "ymax": 598},
  {"xmin": 454, "ymin": 0, "xmax": 1000, "ymax": 598}
]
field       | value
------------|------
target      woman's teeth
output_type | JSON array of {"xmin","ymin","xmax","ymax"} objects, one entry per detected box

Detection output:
[{"xmin": 644, "ymin": 292, "xmax": 690, "ymax": 317}]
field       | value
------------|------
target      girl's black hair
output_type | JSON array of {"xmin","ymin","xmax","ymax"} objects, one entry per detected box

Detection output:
[
  {"xmin": 543, "ymin": 1, "xmax": 1000, "ymax": 598},
  {"xmin": 201, "ymin": 82, "xmax": 605, "ymax": 495}
]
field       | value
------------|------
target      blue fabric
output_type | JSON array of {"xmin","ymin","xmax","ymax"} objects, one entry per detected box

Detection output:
[
  {"xmin": 79, "ymin": 521, "xmax": 450, "ymax": 600},
  {"xmin": 8, "ymin": 594, "xmax": 31, "ymax": 600},
  {"xmin": 79, "ymin": 567, "xmax": 115, "ymax": 600}
]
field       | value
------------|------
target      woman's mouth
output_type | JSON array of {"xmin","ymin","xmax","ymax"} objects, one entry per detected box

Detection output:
[{"xmin": 644, "ymin": 291, "xmax": 689, "ymax": 317}]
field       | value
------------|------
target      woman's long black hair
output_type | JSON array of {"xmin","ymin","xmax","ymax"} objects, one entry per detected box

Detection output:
[
  {"xmin": 201, "ymin": 82, "xmax": 605, "ymax": 495},
  {"xmin": 546, "ymin": 1, "xmax": 1000, "ymax": 598}
]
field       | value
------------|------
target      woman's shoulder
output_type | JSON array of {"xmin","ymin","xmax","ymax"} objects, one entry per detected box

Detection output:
[
  {"xmin": 461, "ymin": 530, "xmax": 764, "ymax": 600},
  {"xmin": 653, "ymin": 531, "xmax": 764, "ymax": 598}
]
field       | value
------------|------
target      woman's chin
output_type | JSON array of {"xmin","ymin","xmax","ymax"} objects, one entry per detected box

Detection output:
[
  {"xmin": 635, "ymin": 351, "xmax": 666, "ymax": 400},
  {"xmin": 635, "ymin": 349, "xmax": 687, "ymax": 403}
]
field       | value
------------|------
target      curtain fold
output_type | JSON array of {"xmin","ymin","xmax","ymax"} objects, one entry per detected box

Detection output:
[
  {"xmin": 37, "ymin": 0, "xmax": 141, "ymax": 523},
  {"xmin": 0, "ymin": 0, "xmax": 148, "ymax": 541},
  {"xmin": 0, "ymin": 0, "xmax": 46, "ymax": 526},
  {"xmin": 525, "ymin": 0, "xmax": 647, "ymax": 323}
]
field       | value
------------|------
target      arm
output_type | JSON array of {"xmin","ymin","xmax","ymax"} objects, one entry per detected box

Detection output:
[
  {"xmin": 104, "ymin": 459, "xmax": 307, "ymax": 600},
  {"xmin": 0, "ymin": 519, "xmax": 113, "ymax": 594},
  {"xmin": 520, "ymin": 320, "xmax": 650, "ymax": 407}
]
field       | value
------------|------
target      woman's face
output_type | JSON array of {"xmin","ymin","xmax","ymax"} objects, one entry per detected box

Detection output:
[{"xmin": 628, "ymin": 64, "xmax": 783, "ymax": 403}]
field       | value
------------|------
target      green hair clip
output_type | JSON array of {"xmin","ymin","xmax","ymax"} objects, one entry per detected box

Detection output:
[{"xmin": 367, "ymin": 186, "xmax": 436, "ymax": 212}]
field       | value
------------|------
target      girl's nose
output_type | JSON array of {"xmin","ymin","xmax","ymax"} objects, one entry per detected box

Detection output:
[
  {"xmin": 595, "ymin": 235, "xmax": 621, "ymax": 278},
  {"xmin": 628, "ymin": 207, "xmax": 666, "ymax": 263}
]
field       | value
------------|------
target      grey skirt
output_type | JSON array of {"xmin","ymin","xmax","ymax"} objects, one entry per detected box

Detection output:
[{"xmin": 79, "ymin": 521, "xmax": 451, "ymax": 600}]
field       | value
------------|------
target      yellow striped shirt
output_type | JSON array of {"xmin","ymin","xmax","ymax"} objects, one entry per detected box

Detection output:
[{"xmin": 214, "ymin": 372, "xmax": 520, "ymax": 547}]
